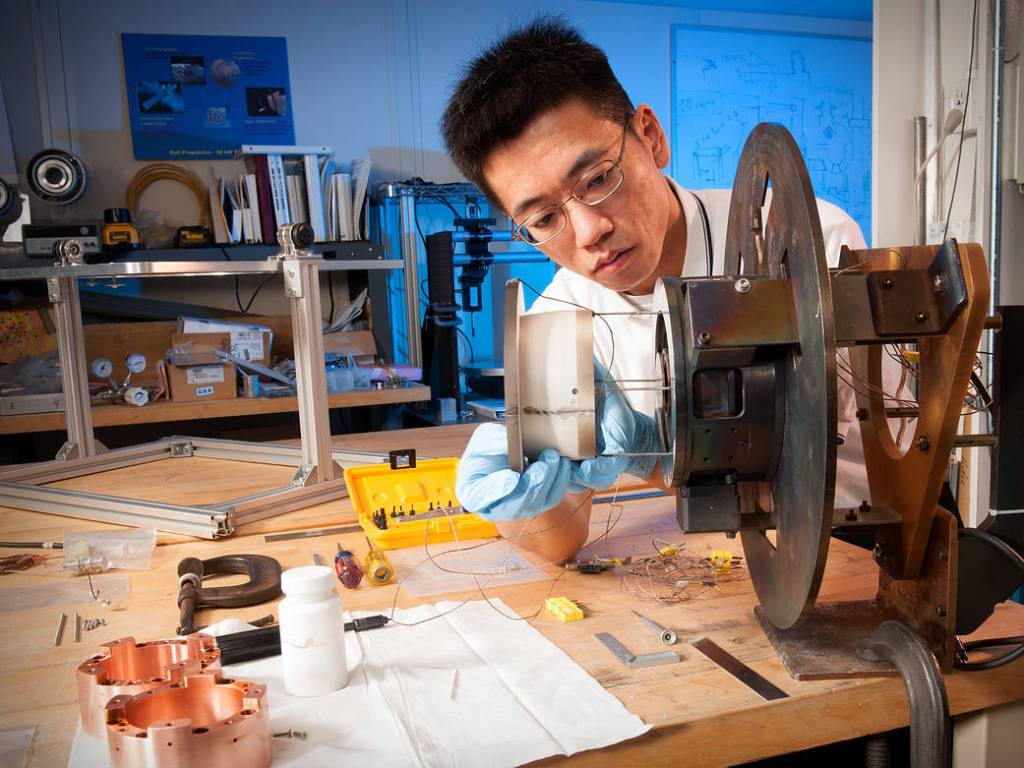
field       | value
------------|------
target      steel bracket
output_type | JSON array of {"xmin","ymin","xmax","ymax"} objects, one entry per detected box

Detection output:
[{"xmin": 170, "ymin": 440, "xmax": 194, "ymax": 457}]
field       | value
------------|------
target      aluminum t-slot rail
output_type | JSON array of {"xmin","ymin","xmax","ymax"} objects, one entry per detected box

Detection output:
[
  {"xmin": 0, "ymin": 436, "xmax": 395, "ymax": 538},
  {"xmin": 0, "ymin": 228, "xmax": 409, "ymax": 539}
]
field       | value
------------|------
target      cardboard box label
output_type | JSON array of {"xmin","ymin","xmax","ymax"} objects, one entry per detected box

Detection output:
[
  {"xmin": 186, "ymin": 365, "xmax": 225, "ymax": 385},
  {"xmin": 194, "ymin": 385, "xmax": 215, "ymax": 398},
  {"xmin": 231, "ymin": 330, "xmax": 264, "ymax": 361}
]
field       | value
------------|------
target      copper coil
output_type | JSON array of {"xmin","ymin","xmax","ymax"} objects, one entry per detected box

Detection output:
[
  {"xmin": 77, "ymin": 635, "xmax": 221, "ymax": 737},
  {"xmin": 104, "ymin": 673, "xmax": 270, "ymax": 768}
]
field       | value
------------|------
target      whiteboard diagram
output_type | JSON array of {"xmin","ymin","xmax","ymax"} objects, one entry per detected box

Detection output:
[{"xmin": 671, "ymin": 25, "xmax": 872, "ymax": 242}]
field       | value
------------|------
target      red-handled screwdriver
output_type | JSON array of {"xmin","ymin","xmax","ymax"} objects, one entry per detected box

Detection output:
[{"xmin": 335, "ymin": 543, "xmax": 363, "ymax": 588}]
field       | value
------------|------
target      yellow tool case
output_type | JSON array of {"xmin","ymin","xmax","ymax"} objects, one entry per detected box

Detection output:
[{"xmin": 344, "ymin": 449, "xmax": 498, "ymax": 550}]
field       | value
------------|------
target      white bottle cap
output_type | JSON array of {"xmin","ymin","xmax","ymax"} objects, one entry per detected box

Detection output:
[{"xmin": 281, "ymin": 565, "xmax": 335, "ymax": 597}]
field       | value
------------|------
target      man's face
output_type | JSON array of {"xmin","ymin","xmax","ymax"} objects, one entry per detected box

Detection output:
[{"xmin": 483, "ymin": 99, "xmax": 677, "ymax": 294}]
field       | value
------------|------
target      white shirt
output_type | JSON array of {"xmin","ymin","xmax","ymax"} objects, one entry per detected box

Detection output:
[{"xmin": 528, "ymin": 176, "xmax": 874, "ymax": 508}]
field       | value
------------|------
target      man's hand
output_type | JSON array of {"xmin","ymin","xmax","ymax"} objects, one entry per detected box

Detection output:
[
  {"xmin": 571, "ymin": 360, "xmax": 662, "ymax": 490},
  {"xmin": 456, "ymin": 423, "xmax": 573, "ymax": 520}
]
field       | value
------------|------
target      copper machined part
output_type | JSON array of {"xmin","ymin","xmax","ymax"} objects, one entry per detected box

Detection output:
[
  {"xmin": 104, "ymin": 673, "xmax": 271, "ymax": 768},
  {"xmin": 77, "ymin": 635, "xmax": 221, "ymax": 737}
]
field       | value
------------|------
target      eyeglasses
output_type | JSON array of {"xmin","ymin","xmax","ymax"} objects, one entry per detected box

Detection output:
[{"xmin": 512, "ymin": 114, "xmax": 631, "ymax": 246}]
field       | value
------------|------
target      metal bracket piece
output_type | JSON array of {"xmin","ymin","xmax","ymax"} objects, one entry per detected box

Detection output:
[
  {"xmin": 169, "ymin": 440, "xmax": 194, "ymax": 458},
  {"xmin": 595, "ymin": 632, "xmax": 680, "ymax": 669}
]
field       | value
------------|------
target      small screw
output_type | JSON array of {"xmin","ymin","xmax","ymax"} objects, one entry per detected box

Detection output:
[
  {"xmin": 881, "ymin": 277, "xmax": 894, "ymax": 289},
  {"xmin": 734, "ymin": 277, "xmax": 752, "ymax": 294},
  {"xmin": 914, "ymin": 311, "xmax": 928, "ymax": 323},
  {"xmin": 916, "ymin": 434, "xmax": 931, "ymax": 452},
  {"xmin": 273, "ymin": 729, "xmax": 308, "ymax": 739},
  {"xmin": 933, "ymin": 274, "xmax": 948, "ymax": 294},
  {"xmin": 696, "ymin": 331, "xmax": 712, "ymax": 346},
  {"xmin": 936, "ymin": 604, "xmax": 947, "ymax": 618},
  {"xmin": 939, "ymin": 550, "xmax": 949, "ymax": 562},
  {"xmin": 872, "ymin": 543, "xmax": 882, "ymax": 561}
]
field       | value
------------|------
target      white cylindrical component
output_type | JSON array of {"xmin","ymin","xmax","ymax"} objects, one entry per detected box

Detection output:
[
  {"xmin": 279, "ymin": 566, "xmax": 347, "ymax": 697},
  {"xmin": 124, "ymin": 387, "xmax": 149, "ymax": 407}
]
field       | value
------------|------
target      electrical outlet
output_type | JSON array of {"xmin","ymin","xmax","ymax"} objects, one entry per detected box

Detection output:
[{"xmin": 948, "ymin": 78, "xmax": 972, "ymax": 129}]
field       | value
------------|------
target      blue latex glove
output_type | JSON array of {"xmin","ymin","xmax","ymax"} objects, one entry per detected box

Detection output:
[
  {"xmin": 570, "ymin": 360, "xmax": 661, "ymax": 491},
  {"xmin": 456, "ymin": 423, "xmax": 573, "ymax": 520}
]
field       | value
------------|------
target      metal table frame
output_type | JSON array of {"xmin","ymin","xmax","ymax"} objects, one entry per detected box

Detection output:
[{"xmin": 0, "ymin": 247, "xmax": 405, "ymax": 538}]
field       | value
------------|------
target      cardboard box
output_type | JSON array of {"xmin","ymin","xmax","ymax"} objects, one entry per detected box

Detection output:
[
  {"xmin": 178, "ymin": 317, "xmax": 273, "ymax": 364},
  {"xmin": 166, "ymin": 333, "xmax": 237, "ymax": 403}
]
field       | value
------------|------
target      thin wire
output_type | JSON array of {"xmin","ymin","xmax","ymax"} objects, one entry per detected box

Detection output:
[
  {"xmin": 942, "ymin": 0, "xmax": 979, "ymax": 241},
  {"xmin": 386, "ymin": 491, "xmax": 595, "ymax": 627}
]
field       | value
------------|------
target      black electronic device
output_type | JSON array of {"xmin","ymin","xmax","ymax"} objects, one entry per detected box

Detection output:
[{"xmin": 22, "ymin": 222, "xmax": 101, "ymax": 258}]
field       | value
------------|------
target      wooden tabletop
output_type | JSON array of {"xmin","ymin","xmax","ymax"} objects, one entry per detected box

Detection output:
[
  {"xmin": 0, "ymin": 424, "xmax": 1022, "ymax": 767},
  {"xmin": 0, "ymin": 384, "xmax": 431, "ymax": 433}
]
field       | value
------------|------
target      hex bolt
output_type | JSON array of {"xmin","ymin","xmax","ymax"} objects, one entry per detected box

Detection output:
[
  {"xmin": 734, "ymin": 277, "xmax": 752, "ymax": 294},
  {"xmin": 916, "ymin": 434, "xmax": 931, "ymax": 452},
  {"xmin": 914, "ymin": 311, "xmax": 928, "ymax": 323},
  {"xmin": 696, "ymin": 331, "xmax": 712, "ymax": 346},
  {"xmin": 881, "ymin": 277, "xmax": 894, "ymax": 289}
]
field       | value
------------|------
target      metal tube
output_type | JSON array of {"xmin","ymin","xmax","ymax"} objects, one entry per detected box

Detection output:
[
  {"xmin": 398, "ymin": 190, "xmax": 423, "ymax": 367},
  {"xmin": 452, "ymin": 254, "xmax": 548, "ymax": 266},
  {"xmin": 284, "ymin": 258, "xmax": 335, "ymax": 483},
  {"xmin": 452, "ymin": 231, "xmax": 514, "ymax": 243},
  {"xmin": 989, "ymin": 0, "xmax": 1004, "ymax": 316},
  {"xmin": 54, "ymin": 613, "xmax": 67, "ymax": 646},
  {"xmin": 914, "ymin": 116, "xmax": 928, "ymax": 245}
]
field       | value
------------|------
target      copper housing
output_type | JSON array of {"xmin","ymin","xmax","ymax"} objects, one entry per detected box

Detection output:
[
  {"xmin": 77, "ymin": 635, "xmax": 221, "ymax": 737},
  {"xmin": 104, "ymin": 673, "xmax": 270, "ymax": 768}
]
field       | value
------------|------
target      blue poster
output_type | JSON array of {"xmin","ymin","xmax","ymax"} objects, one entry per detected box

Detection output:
[
  {"xmin": 122, "ymin": 33, "xmax": 295, "ymax": 160},
  {"xmin": 671, "ymin": 25, "xmax": 872, "ymax": 242}
]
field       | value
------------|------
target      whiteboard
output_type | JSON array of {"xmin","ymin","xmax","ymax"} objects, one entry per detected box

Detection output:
[{"xmin": 671, "ymin": 24, "xmax": 872, "ymax": 243}]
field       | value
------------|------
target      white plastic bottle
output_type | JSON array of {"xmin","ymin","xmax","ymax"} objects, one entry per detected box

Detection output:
[{"xmin": 278, "ymin": 566, "xmax": 348, "ymax": 697}]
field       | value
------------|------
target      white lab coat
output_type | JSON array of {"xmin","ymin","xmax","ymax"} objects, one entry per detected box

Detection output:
[{"xmin": 528, "ymin": 176, "xmax": 881, "ymax": 509}]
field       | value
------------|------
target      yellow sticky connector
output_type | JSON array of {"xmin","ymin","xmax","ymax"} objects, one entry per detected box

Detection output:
[
  {"xmin": 657, "ymin": 544, "xmax": 679, "ymax": 558},
  {"xmin": 709, "ymin": 550, "xmax": 733, "ymax": 576},
  {"xmin": 545, "ymin": 597, "xmax": 584, "ymax": 622}
]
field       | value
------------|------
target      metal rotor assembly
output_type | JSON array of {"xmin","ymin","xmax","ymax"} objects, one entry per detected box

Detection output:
[
  {"xmin": 654, "ymin": 123, "xmax": 836, "ymax": 629},
  {"xmin": 104, "ymin": 672, "xmax": 271, "ymax": 768},
  {"xmin": 77, "ymin": 634, "xmax": 221, "ymax": 737},
  {"xmin": 653, "ymin": 122, "xmax": 989, "ymax": 646}
]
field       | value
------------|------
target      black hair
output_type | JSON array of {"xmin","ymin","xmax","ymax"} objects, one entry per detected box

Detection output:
[{"xmin": 441, "ymin": 15, "xmax": 634, "ymax": 208}]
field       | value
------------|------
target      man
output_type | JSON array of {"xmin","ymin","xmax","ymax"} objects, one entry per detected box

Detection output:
[{"xmin": 443, "ymin": 17, "xmax": 871, "ymax": 563}]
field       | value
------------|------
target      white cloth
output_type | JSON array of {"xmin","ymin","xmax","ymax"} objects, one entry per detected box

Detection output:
[
  {"xmin": 529, "ymin": 177, "xmax": 879, "ymax": 508},
  {"xmin": 67, "ymin": 601, "xmax": 649, "ymax": 768}
]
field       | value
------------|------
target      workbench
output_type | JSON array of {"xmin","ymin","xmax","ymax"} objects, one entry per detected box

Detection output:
[{"xmin": 1, "ymin": 424, "xmax": 1022, "ymax": 767}]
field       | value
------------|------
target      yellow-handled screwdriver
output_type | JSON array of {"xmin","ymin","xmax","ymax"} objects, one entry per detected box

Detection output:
[{"xmin": 364, "ymin": 536, "xmax": 395, "ymax": 586}]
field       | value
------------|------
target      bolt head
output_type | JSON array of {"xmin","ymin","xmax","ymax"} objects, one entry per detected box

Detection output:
[
  {"xmin": 696, "ymin": 331, "xmax": 712, "ymax": 346},
  {"xmin": 734, "ymin": 277, "xmax": 752, "ymax": 294},
  {"xmin": 914, "ymin": 311, "xmax": 928, "ymax": 323},
  {"xmin": 916, "ymin": 434, "xmax": 931, "ymax": 452},
  {"xmin": 933, "ymin": 274, "xmax": 948, "ymax": 293},
  {"xmin": 881, "ymin": 277, "xmax": 894, "ymax": 288}
]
